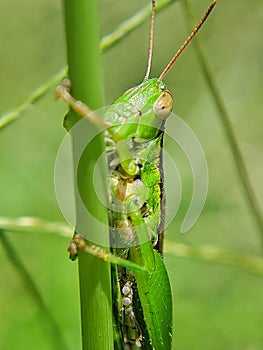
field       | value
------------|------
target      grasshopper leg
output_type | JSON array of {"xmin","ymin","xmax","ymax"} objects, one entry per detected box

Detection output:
[
  {"xmin": 55, "ymin": 83, "xmax": 109, "ymax": 129},
  {"xmin": 68, "ymin": 234, "xmax": 145, "ymax": 272}
]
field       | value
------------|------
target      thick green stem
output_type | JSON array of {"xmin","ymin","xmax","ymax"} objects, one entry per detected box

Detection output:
[{"xmin": 62, "ymin": 0, "xmax": 113, "ymax": 349}]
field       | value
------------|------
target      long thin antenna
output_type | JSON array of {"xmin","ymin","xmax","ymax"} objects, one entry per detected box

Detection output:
[
  {"xmin": 158, "ymin": 0, "xmax": 217, "ymax": 82},
  {"xmin": 144, "ymin": 0, "xmax": 156, "ymax": 80}
]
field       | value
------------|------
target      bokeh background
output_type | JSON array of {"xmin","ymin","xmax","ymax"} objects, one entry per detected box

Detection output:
[{"xmin": 0, "ymin": 0, "xmax": 262, "ymax": 349}]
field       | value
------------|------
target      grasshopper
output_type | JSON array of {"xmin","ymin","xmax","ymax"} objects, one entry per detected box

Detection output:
[{"xmin": 56, "ymin": 1, "xmax": 217, "ymax": 348}]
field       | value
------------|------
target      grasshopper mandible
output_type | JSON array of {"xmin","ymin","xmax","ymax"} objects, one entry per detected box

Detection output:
[{"xmin": 56, "ymin": 1, "xmax": 217, "ymax": 348}]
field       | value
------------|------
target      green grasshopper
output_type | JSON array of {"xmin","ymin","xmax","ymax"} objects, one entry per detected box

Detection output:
[{"xmin": 56, "ymin": 1, "xmax": 217, "ymax": 348}]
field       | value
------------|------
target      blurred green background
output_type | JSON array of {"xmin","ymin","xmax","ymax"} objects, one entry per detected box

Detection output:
[{"xmin": 0, "ymin": 0, "xmax": 262, "ymax": 349}]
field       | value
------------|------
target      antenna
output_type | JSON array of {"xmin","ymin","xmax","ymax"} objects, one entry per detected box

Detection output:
[
  {"xmin": 158, "ymin": 0, "xmax": 217, "ymax": 82},
  {"xmin": 144, "ymin": 0, "xmax": 156, "ymax": 80}
]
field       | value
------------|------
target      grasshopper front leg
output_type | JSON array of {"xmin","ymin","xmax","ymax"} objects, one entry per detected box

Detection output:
[{"xmin": 55, "ymin": 82, "xmax": 109, "ymax": 129}]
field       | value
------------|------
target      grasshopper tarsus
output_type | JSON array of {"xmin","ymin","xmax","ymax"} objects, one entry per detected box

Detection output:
[
  {"xmin": 62, "ymin": 77, "xmax": 71, "ymax": 92},
  {"xmin": 67, "ymin": 233, "xmax": 85, "ymax": 261},
  {"xmin": 68, "ymin": 241, "xmax": 78, "ymax": 261}
]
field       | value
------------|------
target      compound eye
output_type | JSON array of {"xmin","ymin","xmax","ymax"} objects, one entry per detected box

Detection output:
[{"xmin": 153, "ymin": 91, "xmax": 173, "ymax": 120}]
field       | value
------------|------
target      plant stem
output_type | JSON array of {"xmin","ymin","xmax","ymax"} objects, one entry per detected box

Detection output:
[
  {"xmin": 62, "ymin": 0, "xmax": 113, "ymax": 348},
  {"xmin": 165, "ymin": 240, "xmax": 263, "ymax": 276},
  {"xmin": 182, "ymin": 0, "xmax": 263, "ymax": 248},
  {"xmin": 0, "ymin": 230, "xmax": 69, "ymax": 350}
]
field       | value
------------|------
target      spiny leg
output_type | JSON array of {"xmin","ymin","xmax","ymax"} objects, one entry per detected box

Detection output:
[
  {"xmin": 68, "ymin": 233, "xmax": 146, "ymax": 273},
  {"xmin": 55, "ymin": 81, "xmax": 109, "ymax": 129}
]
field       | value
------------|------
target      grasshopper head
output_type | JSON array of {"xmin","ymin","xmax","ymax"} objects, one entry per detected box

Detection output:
[
  {"xmin": 117, "ymin": 78, "xmax": 173, "ymax": 120},
  {"xmin": 106, "ymin": 78, "xmax": 173, "ymax": 142}
]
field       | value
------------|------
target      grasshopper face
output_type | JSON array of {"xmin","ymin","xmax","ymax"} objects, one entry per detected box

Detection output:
[{"xmin": 104, "ymin": 78, "xmax": 173, "ymax": 143}]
